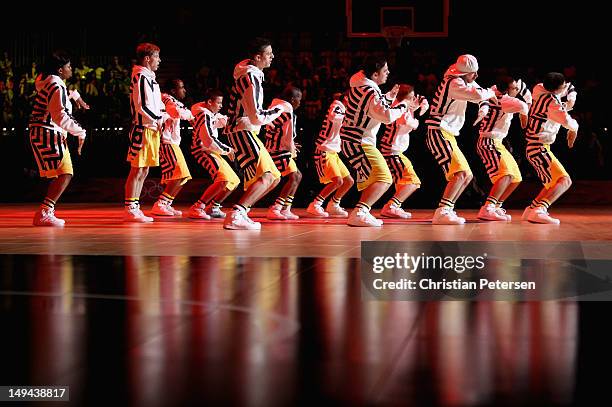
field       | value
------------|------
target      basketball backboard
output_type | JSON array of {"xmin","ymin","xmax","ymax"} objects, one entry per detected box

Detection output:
[{"xmin": 346, "ymin": 0, "xmax": 449, "ymax": 38}]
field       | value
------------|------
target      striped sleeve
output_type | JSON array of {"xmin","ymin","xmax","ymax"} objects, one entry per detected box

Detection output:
[
  {"xmin": 164, "ymin": 95, "xmax": 194, "ymax": 121},
  {"xmin": 283, "ymin": 112, "xmax": 296, "ymax": 154},
  {"xmin": 197, "ymin": 112, "xmax": 232, "ymax": 154},
  {"xmin": 516, "ymin": 79, "xmax": 532, "ymax": 104},
  {"xmin": 501, "ymin": 97, "xmax": 528, "ymax": 115},
  {"xmin": 137, "ymin": 75, "xmax": 162, "ymax": 121},
  {"xmin": 561, "ymin": 82, "xmax": 577, "ymax": 110},
  {"xmin": 242, "ymin": 73, "xmax": 284, "ymax": 126},
  {"xmin": 48, "ymin": 85, "xmax": 86, "ymax": 139},
  {"xmin": 547, "ymin": 100, "xmax": 579, "ymax": 132},
  {"xmin": 448, "ymin": 79, "xmax": 495, "ymax": 102},
  {"xmin": 367, "ymin": 90, "xmax": 406, "ymax": 124}
]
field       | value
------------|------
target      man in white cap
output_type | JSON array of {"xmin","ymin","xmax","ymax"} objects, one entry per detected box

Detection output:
[{"xmin": 425, "ymin": 54, "xmax": 497, "ymax": 224}]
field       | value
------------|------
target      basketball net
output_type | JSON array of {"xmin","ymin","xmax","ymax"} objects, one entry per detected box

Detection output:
[{"xmin": 382, "ymin": 26, "xmax": 412, "ymax": 50}]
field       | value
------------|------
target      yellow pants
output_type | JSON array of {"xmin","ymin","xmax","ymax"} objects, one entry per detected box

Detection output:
[
  {"xmin": 426, "ymin": 128, "xmax": 472, "ymax": 181},
  {"xmin": 193, "ymin": 150, "xmax": 240, "ymax": 191},
  {"xmin": 384, "ymin": 153, "xmax": 421, "ymax": 186},
  {"xmin": 314, "ymin": 150, "xmax": 350, "ymax": 184},
  {"xmin": 30, "ymin": 127, "xmax": 73, "ymax": 178},
  {"xmin": 346, "ymin": 143, "xmax": 392, "ymax": 191},
  {"xmin": 270, "ymin": 151, "xmax": 299, "ymax": 176},
  {"xmin": 477, "ymin": 137, "xmax": 522, "ymax": 183},
  {"xmin": 127, "ymin": 126, "xmax": 160, "ymax": 168},
  {"xmin": 526, "ymin": 142, "xmax": 569, "ymax": 189},
  {"xmin": 160, "ymin": 143, "xmax": 192, "ymax": 185},
  {"xmin": 225, "ymin": 131, "xmax": 281, "ymax": 190}
]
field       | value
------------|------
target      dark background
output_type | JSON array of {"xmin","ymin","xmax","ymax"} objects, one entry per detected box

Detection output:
[{"xmin": 0, "ymin": 1, "xmax": 608, "ymax": 206}]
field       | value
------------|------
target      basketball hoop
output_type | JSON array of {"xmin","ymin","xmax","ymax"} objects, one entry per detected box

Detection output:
[{"xmin": 382, "ymin": 25, "xmax": 412, "ymax": 50}]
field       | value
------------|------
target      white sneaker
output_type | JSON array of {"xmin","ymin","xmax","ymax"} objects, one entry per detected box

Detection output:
[
  {"xmin": 267, "ymin": 204, "xmax": 287, "ymax": 220},
  {"xmin": 478, "ymin": 203, "xmax": 507, "ymax": 221},
  {"xmin": 496, "ymin": 207, "xmax": 512, "ymax": 221},
  {"xmin": 347, "ymin": 208, "xmax": 382, "ymax": 227},
  {"xmin": 281, "ymin": 208, "xmax": 300, "ymax": 220},
  {"xmin": 168, "ymin": 205, "xmax": 182, "ymax": 216},
  {"xmin": 451, "ymin": 209, "xmax": 466, "ymax": 224},
  {"xmin": 33, "ymin": 208, "xmax": 65, "ymax": 227},
  {"xmin": 124, "ymin": 206, "xmax": 154, "ymax": 223},
  {"xmin": 206, "ymin": 205, "xmax": 226, "ymax": 219},
  {"xmin": 224, "ymin": 209, "xmax": 261, "ymax": 230},
  {"xmin": 242, "ymin": 212, "xmax": 262, "ymax": 229},
  {"xmin": 527, "ymin": 207, "xmax": 560, "ymax": 224},
  {"xmin": 136, "ymin": 208, "xmax": 154, "ymax": 222},
  {"xmin": 306, "ymin": 202, "xmax": 329, "ymax": 217},
  {"xmin": 151, "ymin": 201, "xmax": 175, "ymax": 216},
  {"xmin": 381, "ymin": 203, "xmax": 411, "ymax": 219},
  {"xmin": 367, "ymin": 211, "xmax": 384, "ymax": 226},
  {"xmin": 326, "ymin": 202, "xmax": 348, "ymax": 218},
  {"xmin": 521, "ymin": 206, "xmax": 535, "ymax": 221},
  {"xmin": 432, "ymin": 207, "xmax": 465, "ymax": 225},
  {"xmin": 188, "ymin": 205, "xmax": 211, "ymax": 220}
]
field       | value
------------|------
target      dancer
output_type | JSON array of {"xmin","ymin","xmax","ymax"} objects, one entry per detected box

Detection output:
[
  {"xmin": 222, "ymin": 37, "xmax": 287, "ymax": 230},
  {"xmin": 475, "ymin": 75, "xmax": 529, "ymax": 221},
  {"xmin": 379, "ymin": 84, "xmax": 429, "ymax": 219},
  {"xmin": 151, "ymin": 79, "xmax": 194, "ymax": 217},
  {"xmin": 124, "ymin": 43, "xmax": 168, "ymax": 222},
  {"xmin": 307, "ymin": 92, "xmax": 354, "ymax": 218},
  {"xmin": 522, "ymin": 72, "xmax": 578, "ymax": 224},
  {"xmin": 30, "ymin": 50, "xmax": 87, "ymax": 226},
  {"xmin": 425, "ymin": 54, "xmax": 496, "ymax": 224},
  {"xmin": 340, "ymin": 56, "xmax": 409, "ymax": 227},
  {"xmin": 190, "ymin": 89, "xmax": 240, "ymax": 219},
  {"xmin": 264, "ymin": 85, "xmax": 303, "ymax": 220}
]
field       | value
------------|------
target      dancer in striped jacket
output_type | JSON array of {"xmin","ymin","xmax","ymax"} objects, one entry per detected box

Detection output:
[
  {"xmin": 340, "ymin": 56, "xmax": 409, "ymax": 227},
  {"xmin": 151, "ymin": 79, "xmax": 194, "ymax": 217},
  {"xmin": 475, "ymin": 75, "xmax": 529, "ymax": 221},
  {"xmin": 264, "ymin": 86, "xmax": 303, "ymax": 220},
  {"xmin": 190, "ymin": 89, "xmax": 240, "ymax": 220},
  {"xmin": 522, "ymin": 72, "xmax": 579, "ymax": 224},
  {"xmin": 124, "ymin": 43, "xmax": 169, "ymax": 222},
  {"xmin": 30, "ymin": 50, "xmax": 87, "ymax": 226},
  {"xmin": 379, "ymin": 84, "xmax": 429, "ymax": 219},
  {"xmin": 425, "ymin": 54, "xmax": 496, "ymax": 224},
  {"xmin": 306, "ymin": 92, "xmax": 354, "ymax": 218},
  {"xmin": 223, "ymin": 37, "xmax": 287, "ymax": 230}
]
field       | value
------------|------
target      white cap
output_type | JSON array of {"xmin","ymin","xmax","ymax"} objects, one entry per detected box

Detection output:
[{"xmin": 446, "ymin": 54, "xmax": 479, "ymax": 76}]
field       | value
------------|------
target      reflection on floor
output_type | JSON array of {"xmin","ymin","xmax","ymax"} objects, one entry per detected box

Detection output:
[{"xmin": 2, "ymin": 254, "xmax": 603, "ymax": 406}]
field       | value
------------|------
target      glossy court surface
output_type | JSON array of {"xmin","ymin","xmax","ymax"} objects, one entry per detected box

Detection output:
[{"xmin": 1, "ymin": 204, "xmax": 611, "ymax": 406}]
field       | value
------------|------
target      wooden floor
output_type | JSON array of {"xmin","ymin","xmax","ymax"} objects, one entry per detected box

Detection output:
[
  {"xmin": 2, "ymin": 204, "xmax": 612, "ymax": 406},
  {"xmin": 1, "ymin": 204, "xmax": 612, "ymax": 257}
]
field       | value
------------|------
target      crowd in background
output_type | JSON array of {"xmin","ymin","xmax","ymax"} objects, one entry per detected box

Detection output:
[{"xmin": 0, "ymin": 36, "xmax": 608, "ymax": 186}]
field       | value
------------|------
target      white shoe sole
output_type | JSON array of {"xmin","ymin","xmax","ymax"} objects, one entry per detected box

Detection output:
[
  {"xmin": 381, "ymin": 212, "xmax": 411, "ymax": 219},
  {"xmin": 267, "ymin": 215, "xmax": 288, "ymax": 220},
  {"xmin": 306, "ymin": 211, "xmax": 329, "ymax": 218},
  {"xmin": 432, "ymin": 218, "xmax": 465, "ymax": 225},
  {"xmin": 478, "ymin": 215, "xmax": 507, "ymax": 221},
  {"xmin": 527, "ymin": 218, "xmax": 560, "ymax": 225},
  {"xmin": 347, "ymin": 222, "xmax": 382, "ymax": 227},
  {"xmin": 189, "ymin": 215, "xmax": 211, "ymax": 220}
]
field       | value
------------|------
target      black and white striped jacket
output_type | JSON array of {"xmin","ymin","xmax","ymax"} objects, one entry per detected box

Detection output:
[
  {"xmin": 226, "ymin": 59, "xmax": 284, "ymax": 133},
  {"xmin": 29, "ymin": 74, "xmax": 86, "ymax": 139}
]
